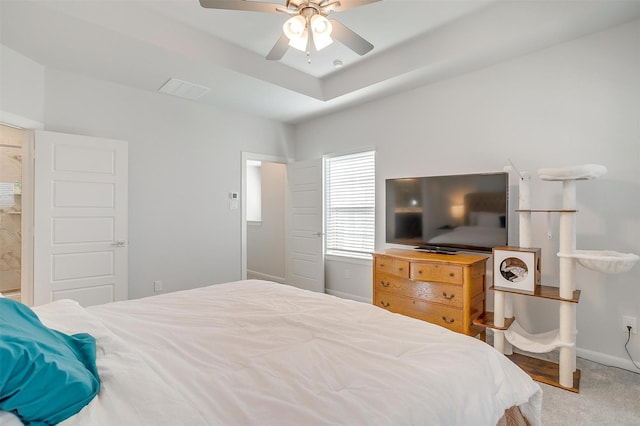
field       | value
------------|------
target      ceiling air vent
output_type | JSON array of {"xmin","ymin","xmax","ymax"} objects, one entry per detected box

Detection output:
[{"xmin": 158, "ymin": 78, "xmax": 210, "ymax": 100}]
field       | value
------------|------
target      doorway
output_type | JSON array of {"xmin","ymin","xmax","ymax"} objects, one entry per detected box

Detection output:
[
  {"xmin": 241, "ymin": 153, "xmax": 288, "ymax": 282},
  {"xmin": 0, "ymin": 124, "xmax": 32, "ymax": 302}
]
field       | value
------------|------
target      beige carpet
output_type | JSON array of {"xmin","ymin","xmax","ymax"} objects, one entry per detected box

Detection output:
[
  {"xmin": 538, "ymin": 357, "xmax": 640, "ymax": 425},
  {"xmin": 484, "ymin": 333, "xmax": 640, "ymax": 424}
]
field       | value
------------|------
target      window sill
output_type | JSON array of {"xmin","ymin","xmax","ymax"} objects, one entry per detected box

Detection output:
[{"xmin": 325, "ymin": 253, "xmax": 372, "ymax": 266}]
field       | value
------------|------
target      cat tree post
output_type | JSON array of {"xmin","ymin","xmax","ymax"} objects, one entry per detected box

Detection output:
[
  {"xmin": 558, "ymin": 180, "xmax": 578, "ymax": 387},
  {"xmin": 493, "ymin": 171, "xmax": 531, "ymax": 355},
  {"xmin": 493, "ymin": 292, "xmax": 506, "ymax": 353}
]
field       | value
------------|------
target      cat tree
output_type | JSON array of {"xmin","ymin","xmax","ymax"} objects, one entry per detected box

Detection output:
[{"xmin": 489, "ymin": 164, "xmax": 639, "ymax": 391}]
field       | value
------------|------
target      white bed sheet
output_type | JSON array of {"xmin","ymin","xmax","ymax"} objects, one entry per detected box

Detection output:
[{"xmin": 33, "ymin": 280, "xmax": 542, "ymax": 426}]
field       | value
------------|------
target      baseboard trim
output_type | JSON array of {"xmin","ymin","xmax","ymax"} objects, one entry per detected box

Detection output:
[
  {"xmin": 491, "ymin": 331, "xmax": 639, "ymax": 373},
  {"xmin": 246, "ymin": 270, "xmax": 286, "ymax": 284},
  {"xmin": 325, "ymin": 289, "xmax": 372, "ymax": 304},
  {"xmin": 576, "ymin": 347, "xmax": 639, "ymax": 373}
]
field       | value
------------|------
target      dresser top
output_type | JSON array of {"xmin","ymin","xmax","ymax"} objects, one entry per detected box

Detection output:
[{"xmin": 374, "ymin": 248, "xmax": 489, "ymax": 265}]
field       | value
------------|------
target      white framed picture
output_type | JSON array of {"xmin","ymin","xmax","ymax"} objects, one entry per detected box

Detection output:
[{"xmin": 493, "ymin": 246, "xmax": 541, "ymax": 292}]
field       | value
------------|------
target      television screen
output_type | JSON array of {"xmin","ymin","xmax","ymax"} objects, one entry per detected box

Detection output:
[{"xmin": 385, "ymin": 172, "xmax": 508, "ymax": 253}]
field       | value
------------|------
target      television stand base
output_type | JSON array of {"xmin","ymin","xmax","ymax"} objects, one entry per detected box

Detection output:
[{"xmin": 415, "ymin": 246, "xmax": 458, "ymax": 255}]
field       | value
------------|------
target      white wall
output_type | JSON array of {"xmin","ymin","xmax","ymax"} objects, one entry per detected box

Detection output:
[
  {"xmin": 294, "ymin": 20, "xmax": 640, "ymax": 370},
  {"xmin": 0, "ymin": 45, "xmax": 45, "ymax": 126},
  {"xmin": 247, "ymin": 162, "xmax": 286, "ymax": 282},
  {"xmin": 41, "ymin": 69, "xmax": 294, "ymax": 300},
  {"xmin": 0, "ymin": 43, "xmax": 294, "ymax": 301}
]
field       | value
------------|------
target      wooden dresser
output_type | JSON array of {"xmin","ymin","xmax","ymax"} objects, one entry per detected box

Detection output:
[{"xmin": 372, "ymin": 249, "xmax": 489, "ymax": 338}]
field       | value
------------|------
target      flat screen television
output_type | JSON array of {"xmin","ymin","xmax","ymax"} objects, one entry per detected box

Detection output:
[{"xmin": 385, "ymin": 172, "xmax": 508, "ymax": 253}]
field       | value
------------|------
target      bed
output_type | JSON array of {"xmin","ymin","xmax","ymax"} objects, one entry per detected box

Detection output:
[
  {"xmin": 428, "ymin": 192, "xmax": 507, "ymax": 249},
  {"xmin": 1, "ymin": 280, "xmax": 542, "ymax": 425}
]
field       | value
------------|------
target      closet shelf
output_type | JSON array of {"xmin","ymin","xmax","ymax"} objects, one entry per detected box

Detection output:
[
  {"xmin": 489, "ymin": 285, "xmax": 581, "ymax": 303},
  {"xmin": 558, "ymin": 250, "xmax": 639, "ymax": 274}
]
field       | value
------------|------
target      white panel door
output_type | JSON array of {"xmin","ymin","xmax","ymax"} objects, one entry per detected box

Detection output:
[
  {"xmin": 286, "ymin": 159, "xmax": 324, "ymax": 292},
  {"xmin": 33, "ymin": 130, "xmax": 128, "ymax": 306}
]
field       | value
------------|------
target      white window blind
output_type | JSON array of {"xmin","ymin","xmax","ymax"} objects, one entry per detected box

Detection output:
[{"xmin": 325, "ymin": 150, "xmax": 375, "ymax": 257}]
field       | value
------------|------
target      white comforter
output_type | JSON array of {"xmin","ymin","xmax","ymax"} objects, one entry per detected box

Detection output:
[{"xmin": 31, "ymin": 280, "xmax": 541, "ymax": 426}]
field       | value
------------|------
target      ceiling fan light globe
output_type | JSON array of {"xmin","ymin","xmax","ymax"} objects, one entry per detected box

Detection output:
[
  {"xmin": 313, "ymin": 33, "xmax": 333, "ymax": 51},
  {"xmin": 288, "ymin": 29, "xmax": 309, "ymax": 51},
  {"xmin": 283, "ymin": 15, "xmax": 306, "ymax": 40},
  {"xmin": 310, "ymin": 14, "xmax": 332, "ymax": 36}
]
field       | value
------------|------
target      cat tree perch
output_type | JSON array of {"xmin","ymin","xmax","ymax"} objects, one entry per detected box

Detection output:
[
  {"xmin": 558, "ymin": 250, "xmax": 639, "ymax": 274},
  {"xmin": 489, "ymin": 163, "xmax": 638, "ymax": 391},
  {"xmin": 539, "ymin": 163, "xmax": 638, "ymax": 276}
]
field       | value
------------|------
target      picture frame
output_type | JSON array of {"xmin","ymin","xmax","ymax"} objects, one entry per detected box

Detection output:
[{"xmin": 493, "ymin": 246, "xmax": 541, "ymax": 292}]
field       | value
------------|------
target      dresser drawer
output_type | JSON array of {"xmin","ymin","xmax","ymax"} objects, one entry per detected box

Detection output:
[
  {"xmin": 374, "ymin": 272, "xmax": 410, "ymax": 293},
  {"xmin": 374, "ymin": 293, "xmax": 463, "ymax": 333},
  {"xmin": 375, "ymin": 255, "xmax": 410, "ymax": 278},
  {"xmin": 411, "ymin": 262, "xmax": 463, "ymax": 284},
  {"xmin": 375, "ymin": 272, "xmax": 462, "ymax": 308},
  {"xmin": 372, "ymin": 249, "xmax": 488, "ymax": 337}
]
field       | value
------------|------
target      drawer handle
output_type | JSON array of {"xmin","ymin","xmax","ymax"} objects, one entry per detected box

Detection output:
[
  {"xmin": 449, "ymin": 272, "xmax": 455, "ymax": 277},
  {"xmin": 380, "ymin": 301, "xmax": 391, "ymax": 308},
  {"xmin": 441, "ymin": 316, "xmax": 455, "ymax": 324},
  {"xmin": 380, "ymin": 281, "xmax": 390, "ymax": 287},
  {"xmin": 417, "ymin": 270, "xmax": 422, "ymax": 274},
  {"xmin": 442, "ymin": 292, "xmax": 455, "ymax": 301},
  {"xmin": 398, "ymin": 267, "xmax": 404, "ymax": 271},
  {"xmin": 379, "ymin": 263, "xmax": 385, "ymax": 268}
]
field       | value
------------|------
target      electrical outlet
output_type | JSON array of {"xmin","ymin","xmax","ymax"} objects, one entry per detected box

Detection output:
[
  {"xmin": 622, "ymin": 316, "xmax": 637, "ymax": 334},
  {"xmin": 153, "ymin": 280, "xmax": 163, "ymax": 292}
]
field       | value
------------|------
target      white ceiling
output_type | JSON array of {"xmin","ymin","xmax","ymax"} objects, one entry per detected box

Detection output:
[{"xmin": 2, "ymin": 0, "xmax": 640, "ymax": 124}]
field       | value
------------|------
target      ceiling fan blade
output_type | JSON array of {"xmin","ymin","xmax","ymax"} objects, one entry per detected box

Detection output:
[
  {"xmin": 199, "ymin": 0, "xmax": 283, "ymax": 14},
  {"xmin": 329, "ymin": 19, "xmax": 373, "ymax": 55},
  {"xmin": 266, "ymin": 33, "xmax": 290, "ymax": 60},
  {"xmin": 276, "ymin": 6, "xmax": 298, "ymax": 15},
  {"xmin": 319, "ymin": 1, "xmax": 341, "ymax": 13},
  {"xmin": 322, "ymin": 0, "xmax": 381, "ymax": 13}
]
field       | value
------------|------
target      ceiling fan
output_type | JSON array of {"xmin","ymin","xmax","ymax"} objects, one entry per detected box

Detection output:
[{"xmin": 199, "ymin": 0, "xmax": 380, "ymax": 61}]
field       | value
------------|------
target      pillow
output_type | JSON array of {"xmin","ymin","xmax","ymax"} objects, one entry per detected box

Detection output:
[
  {"xmin": 468, "ymin": 211, "xmax": 479, "ymax": 226},
  {"xmin": 475, "ymin": 211, "xmax": 502, "ymax": 228},
  {"xmin": 0, "ymin": 299, "xmax": 100, "ymax": 425}
]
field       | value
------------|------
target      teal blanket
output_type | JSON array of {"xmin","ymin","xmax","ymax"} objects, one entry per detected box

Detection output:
[{"xmin": 0, "ymin": 298, "xmax": 100, "ymax": 425}]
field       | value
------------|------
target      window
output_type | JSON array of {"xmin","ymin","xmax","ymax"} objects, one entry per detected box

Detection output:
[{"xmin": 324, "ymin": 150, "xmax": 375, "ymax": 258}]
